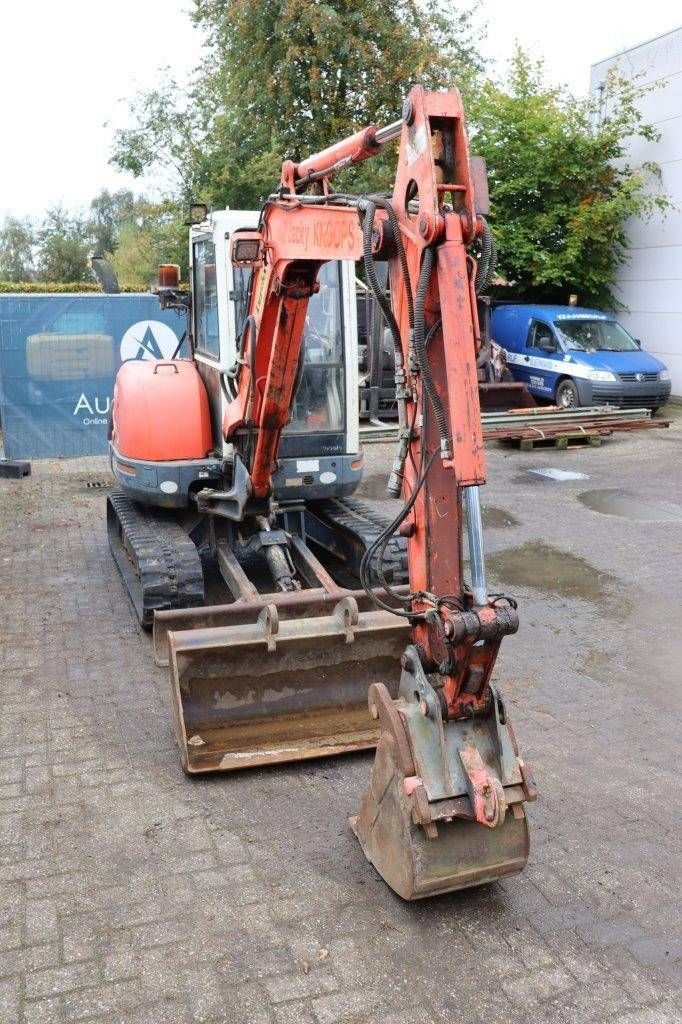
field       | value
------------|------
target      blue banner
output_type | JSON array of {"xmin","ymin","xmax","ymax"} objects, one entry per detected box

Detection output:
[{"xmin": 0, "ymin": 294, "xmax": 187, "ymax": 458}]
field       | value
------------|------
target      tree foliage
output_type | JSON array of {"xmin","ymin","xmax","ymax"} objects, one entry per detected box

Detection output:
[
  {"xmin": 0, "ymin": 192, "xmax": 186, "ymax": 287},
  {"xmin": 112, "ymin": 0, "xmax": 482, "ymax": 207},
  {"xmin": 110, "ymin": 76, "xmax": 207, "ymax": 204},
  {"xmin": 471, "ymin": 49, "xmax": 671, "ymax": 308},
  {"xmin": 2, "ymin": 14, "xmax": 670, "ymax": 305},
  {"xmin": 108, "ymin": 200, "xmax": 187, "ymax": 288},
  {"xmin": 0, "ymin": 217, "xmax": 35, "ymax": 281},
  {"xmin": 36, "ymin": 207, "xmax": 92, "ymax": 283},
  {"xmin": 88, "ymin": 188, "xmax": 138, "ymax": 255}
]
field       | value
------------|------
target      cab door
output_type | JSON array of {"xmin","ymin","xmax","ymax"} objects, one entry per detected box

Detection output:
[
  {"xmin": 191, "ymin": 233, "xmax": 225, "ymax": 448},
  {"xmin": 520, "ymin": 319, "xmax": 561, "ymax": 399}
]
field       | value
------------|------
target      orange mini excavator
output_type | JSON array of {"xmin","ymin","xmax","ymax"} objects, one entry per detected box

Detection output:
[{"xmin": 108, "ymin": 85, "xmax": 536, "ymax": 899}]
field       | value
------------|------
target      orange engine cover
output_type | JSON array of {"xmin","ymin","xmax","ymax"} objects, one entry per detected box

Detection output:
[{"xmin": 112, "ymin": 359, "xmax": 213, "ymax": 461}]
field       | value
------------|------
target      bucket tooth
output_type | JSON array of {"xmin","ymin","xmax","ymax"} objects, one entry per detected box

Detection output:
[{"xmin": 351, "ymin": 652, "xmax": 533, "ymax": 900}]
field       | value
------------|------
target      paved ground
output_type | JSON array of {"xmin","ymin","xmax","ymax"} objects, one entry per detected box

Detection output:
[{"xmin": 1, "ymin": 414, "xmax": 681, "ymax": 1024}]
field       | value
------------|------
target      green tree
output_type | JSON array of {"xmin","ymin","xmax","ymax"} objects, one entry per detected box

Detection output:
[
  {"xmin": 0, "ymin": 216, "xmax": 35, "ymax": 281},
  {"xmin": 88, "ymin": 188, "xmax": 138, "ymax": 255},
  {"xmin": 112, "ymin": 1, "xmax": 482, "ymax": 208},
  {"xmin": 36, "ymin": 206, "xmax": 92, "ymax": 283},
  {"xmin": 110, "ymin": 76, "xmax": 206, "ymax": 204},
  {"xmin": 108, "ymin": 201, "xmax": 187, "ymax": 288},
  {"xmin": 471, "ymin": 49, "xmax": 670, "ymax": 309}
]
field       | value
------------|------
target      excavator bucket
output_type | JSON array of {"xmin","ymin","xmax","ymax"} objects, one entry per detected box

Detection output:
[
  {"xmin": 351, "ymin": 649, "xmax": 536, "ymax": 900},
  {"xmin": 160, "ymin": 594, "xmax": 410, "ymax": 774}
]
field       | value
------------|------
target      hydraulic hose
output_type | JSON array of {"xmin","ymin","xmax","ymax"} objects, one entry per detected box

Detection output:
[
  {"xmin": 359, "ymin": 197, "xmax": 413, "ymax": 496},
  {"xmin": 360, "ymin": 450, "xmax": 438, "ymax": 617},
  {"xmin": 359, "ymin": 200, "xmax": 402, "ymax": 356},
  {"xmin": 366, "ymin": 195, "xmax": 414, "ymax": 330},
  {"xmin": 414, "ymin": 247, "xmax": 451, "ymax": 459},
  {"xmin": 474, "ymin": 217, "xmax": 497, "ymax": 296}
]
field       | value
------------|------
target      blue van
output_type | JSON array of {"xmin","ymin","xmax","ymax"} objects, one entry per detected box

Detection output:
[{"xmin": 490, "ymin": 304, "xmax": 671, "ymax": 411}]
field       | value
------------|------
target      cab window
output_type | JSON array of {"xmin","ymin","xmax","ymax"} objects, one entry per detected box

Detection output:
[
  {"xmin": 231, "ymin": 265, "xmax": 253, "ymax": 341},
  {"xmin": 228, "ymin": 260, "xmax": 345, "ymax": 434},
  {"xmin": 288, "ymin": 261, "xmax": 345, "ymax": 434},
  {"xmin": 193, "ymin": 239, "xmax": 219, "ymax": 358},
  {"xmin": 527, "ymin": 321, "xmax": 558, "ymax": 353}
]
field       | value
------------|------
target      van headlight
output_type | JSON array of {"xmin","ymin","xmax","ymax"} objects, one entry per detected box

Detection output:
[
  {"xmin": 659, "ymin": 369, "xmax": 670, "ymax": 381},
  {"xmin": 587, "ymin": 369, "xmax": 617, "ymax": 382}
]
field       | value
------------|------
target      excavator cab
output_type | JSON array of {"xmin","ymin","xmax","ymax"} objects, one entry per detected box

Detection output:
[{"xmin": 187, "ymin": 213, "xmax": 363, "ymax": 505}]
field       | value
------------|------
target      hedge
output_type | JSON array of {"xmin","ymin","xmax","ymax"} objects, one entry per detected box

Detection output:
[{"xmin": 0, "ymin": 281, "xmax": 149, "ymax": 294}]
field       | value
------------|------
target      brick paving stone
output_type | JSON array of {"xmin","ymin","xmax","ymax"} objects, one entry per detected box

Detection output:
[
  {"xmin": 25, "ymin": 962, "xmax": 102, "ymax": 1000},
  {"xmin": 0, "ymin": 976, "xmax": 22, "ymax": 1021},
  {"xmin": 23, "ymin": 996, "xmax": 64, "ymax": 1024},
  {"xmin": 273, "ymin": 1003, "xmax": 317, "ymax": 1024}
]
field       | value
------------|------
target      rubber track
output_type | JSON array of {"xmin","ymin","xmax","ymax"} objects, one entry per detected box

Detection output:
[
  {"xmin": 107, "ymin": 490, "xmax": 204, "ymax": 628},
  {"xmin": 307, "ymin": 496, "xmax": 409, "ymax": 586}
]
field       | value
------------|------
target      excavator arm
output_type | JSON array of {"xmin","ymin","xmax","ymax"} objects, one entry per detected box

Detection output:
[
  {"xmin": 217, "ymin": 85, "xmax": 535, "ymax": 897},
  {"xmin": 223, "ymin": 86, "xmax": 515, "ymax": 719}
]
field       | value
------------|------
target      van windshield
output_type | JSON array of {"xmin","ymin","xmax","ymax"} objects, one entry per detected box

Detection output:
[{"xmin": 554, "ymin": 319, "xmax": 639, "ymax": 352}]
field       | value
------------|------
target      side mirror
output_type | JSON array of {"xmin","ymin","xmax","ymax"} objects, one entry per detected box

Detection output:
[{"xmin": 634, "ymin": 338, "xmax": 641, "ymax": 348}]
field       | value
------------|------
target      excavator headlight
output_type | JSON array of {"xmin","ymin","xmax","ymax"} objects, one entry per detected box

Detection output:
[
  {"xmin": 187, "ymin": 202, "xmax": 209, "ymax": 225},
  {"xmin": 232, "ymin": 237, "xmax": 263, "ymax": 266}
]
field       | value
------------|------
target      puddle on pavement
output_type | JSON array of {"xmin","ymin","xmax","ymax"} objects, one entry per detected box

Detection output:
[
  {"xmin": 481, "ymin": 506, "xmax": 520, "ymax": 529},
  {"xmin": 583, "ymin": 601, "xmax": 682, "ymax": 712},
  {"xmin": 578, "ymin": 489, "xmax": 682, "ymax": 523},
  {"xmin": 584, "ymin": 646, "xmax": 682, "ymax": 712},
  {"xmin": 487, "ymin": 542, "xmax": 617, "ymax": 605},
  {"xmin": 357, "ymin": 479, "xmax": 520, "ymax": 529},
  {"xmin": 528, "ymin": 468, "xmax": 589, "ymax": 482}
]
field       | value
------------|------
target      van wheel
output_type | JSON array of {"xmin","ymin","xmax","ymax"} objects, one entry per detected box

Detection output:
[{"xmin": 556, "ymin": 379, "xmax": 579, "ymax": 409}]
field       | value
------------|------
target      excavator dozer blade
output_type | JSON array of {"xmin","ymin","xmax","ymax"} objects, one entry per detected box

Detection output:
[
  {"xmin": 166, "ymin": 597, "xmax": 410, "ymax": 774},
  {"xmin": 351, "ymin": 652, "xmax": 536, "ymax": 900}
]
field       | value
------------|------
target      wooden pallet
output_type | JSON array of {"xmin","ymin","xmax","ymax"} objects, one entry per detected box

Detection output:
[{"xmin": 516, "ymin": 432, "xmax": 605, "ymax": 451}]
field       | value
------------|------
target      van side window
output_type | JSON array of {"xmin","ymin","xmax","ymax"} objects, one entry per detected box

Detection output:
[{"xmin": 527, "ymin": 321, "xmax": 557, "ymax": 352}]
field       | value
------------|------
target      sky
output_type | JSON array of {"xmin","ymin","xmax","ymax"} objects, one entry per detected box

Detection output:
[{"xmin": 1, "ymin": 1, "xmax": 680, "ymax": 222}]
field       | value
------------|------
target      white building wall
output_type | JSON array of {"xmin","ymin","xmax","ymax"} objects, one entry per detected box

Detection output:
[{"xmin": 590, "ymin": 28, "xmax": 682, "ymax": 397}]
